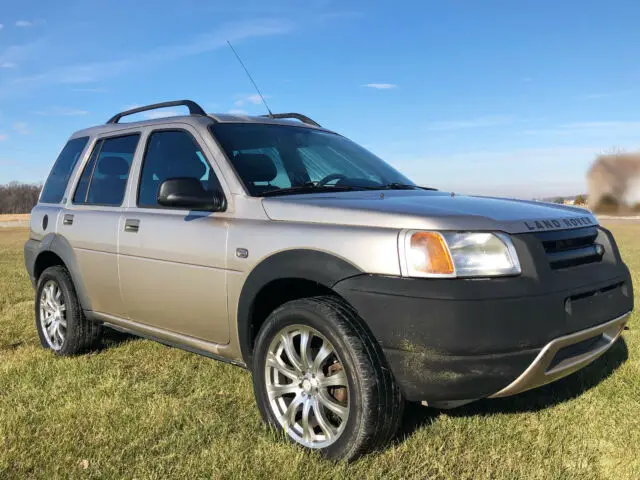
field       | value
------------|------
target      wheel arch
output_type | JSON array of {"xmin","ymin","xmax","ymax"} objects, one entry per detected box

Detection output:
[
  {"xmin": 237, "ymin": 249, "xmax": 362, "ymax": 363},
  {"xmin": 32, "ymin": 234, "xmax": 93, "ymax": 311}
]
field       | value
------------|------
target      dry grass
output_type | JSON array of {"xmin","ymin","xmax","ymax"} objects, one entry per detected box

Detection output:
[
  {"xmin": 0, "ymin": 225, "xmax": 638, "ymax": 479},
  {"xmin": 0, "ymin": 214, "xmax": 30, "ymax": 222}
]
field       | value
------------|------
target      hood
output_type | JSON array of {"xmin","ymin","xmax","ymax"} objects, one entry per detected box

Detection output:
[{"xmin": 261, "ymin": 190, "xmax": 598, "ymax": 234}]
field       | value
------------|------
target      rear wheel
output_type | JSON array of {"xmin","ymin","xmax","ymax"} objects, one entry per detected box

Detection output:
[
  {"xmin": 252, "ymin": 296, "xmax": 403, "ymax": 461},
  {"xmin": 35, "ymin": 266, "xmax": 102, "ymax": 355}
]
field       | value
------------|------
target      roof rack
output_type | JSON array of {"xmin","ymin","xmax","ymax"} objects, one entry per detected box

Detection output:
[
  {"xmin": 261, "ymin": 113, "xmax": 321, "ymax": 128},
  {"xmin": 106, "ymin": 100, "xmax": 206, "ymax": 124}
]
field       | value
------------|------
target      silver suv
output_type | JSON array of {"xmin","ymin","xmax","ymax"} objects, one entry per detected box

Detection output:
[{"xmin": 25, "ymin": 100, "xmax": 634, "ymax": 460}]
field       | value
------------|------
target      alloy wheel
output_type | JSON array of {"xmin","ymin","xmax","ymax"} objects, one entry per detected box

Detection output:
[
  {"xmin": 39, "ymin": 280, "xmax": 67, "ymax": 350},
  {"xmin": 264, "ymin": 325, "xmax": 349, "ymax": 448}
]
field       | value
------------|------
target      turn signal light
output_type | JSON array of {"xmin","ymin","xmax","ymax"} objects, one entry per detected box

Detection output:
[{"xmin": 408, "ymin": 232, "xmax": 454, "ymax": 275}]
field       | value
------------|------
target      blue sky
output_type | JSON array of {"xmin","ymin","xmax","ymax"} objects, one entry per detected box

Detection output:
[{"xmin": 2, "ymin": 0, "xmax": 640, "ymax": 198}]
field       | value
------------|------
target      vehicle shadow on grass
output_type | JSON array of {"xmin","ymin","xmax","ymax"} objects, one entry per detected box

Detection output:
[
  {"xmin": 397, "ymin": 337, "xmax": 629, "ymax": 440},
  {"xmin": 99, "ymin": 326, "xmax": 138, "ymax": 349}
]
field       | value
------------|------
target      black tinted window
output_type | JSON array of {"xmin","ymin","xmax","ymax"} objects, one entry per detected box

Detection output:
[
  {"xmin": 40, "ymin": 137, "xmax": 89, "ymax": 203},
  {"xmin": 138, "ymin": 130, "xmax": 221, "ymax": 207},
  {"xmin": 73, "ymin": 134, "xmax": 139, "ymax": 206}
]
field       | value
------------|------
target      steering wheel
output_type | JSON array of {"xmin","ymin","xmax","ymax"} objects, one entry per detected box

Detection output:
[{"xmin": 317, "ymin": 173, "xmax": 348, "ymax": 186}]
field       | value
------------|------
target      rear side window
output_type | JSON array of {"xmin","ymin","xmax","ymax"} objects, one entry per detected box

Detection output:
[
  {"xmin": 73, "ymin": 134, "xmax": 139, "ymax": 206},
  {"xmin": 137, "ymin": 130, "xmax": 221, "ymax": 208},
  {"xmin": 39, "ymin": 137, "xmax": 89, "ymax": 204}
]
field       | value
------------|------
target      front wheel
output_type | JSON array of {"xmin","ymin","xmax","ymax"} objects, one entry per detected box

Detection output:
[{"xmin": 252, "ymin": 296, "xmax": 403, "ymax": 461}]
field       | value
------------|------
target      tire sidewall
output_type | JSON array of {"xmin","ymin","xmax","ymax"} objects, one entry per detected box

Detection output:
[
  {"xmin": 35, "ymin": 267, "xmax": 79, "ymax": 355},
  {"xmin": 252, "ymin": 298, "xmax": 372, "ymax": 460}
]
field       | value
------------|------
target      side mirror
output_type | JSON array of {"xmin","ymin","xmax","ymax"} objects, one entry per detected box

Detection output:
[{"xmin": 157, "ymin": 178, "xmax": 226, "ymax": 211}]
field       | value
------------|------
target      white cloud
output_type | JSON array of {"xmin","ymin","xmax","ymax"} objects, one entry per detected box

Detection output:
[
  {"xmin": 562, "ymin": 121, "xmax": 640, "ymax": 129},
  {"xmin": 13, "ymin": 122, "xmax": 30, "ymax": 134},
  {"xmin": 0, "ymin": 39, "xmax": 47, "ymax": 82},
  {"xmin": 143, "ymin": 110, "xmax": 180, "ymax": 119},
  {"xmin": 426, "ymin": 115, "xmax": 514, "ymax": 131},
  {"xmin": 523, "ymin": 121, "xmax": 640, "ymax": 136},
  {"xmin": 15, "ymin": 59, "xmax": 132, "ymax": 85},
  {"xmin": 0, "ymin": 133, "xmax": 8, "ymax": 141},
  {"xmin": 362, "ymin": 83, "xmax": 397, "ymax": 90},
  {"xmin": 234, "ymin": 93, "xmax": 269, "ymax": 107},
  {"xmin": 8, "ymin": 19, "xmax": 291, "ymax": 89},
  {"xmin": 71, "ymin": 87, "xmax": 108, "ymax": 93},
  {"xmin": 15, "ymin": 20, "xmax": 33, "ymax": 28},
  {"xmin": 583, "ymin": 90, "xmax": 632, "ymax": 100},
  {"xmin": 34, "ymin": 107, "xmax": 89, "ymax": 116},
  {"xmin": 227, "ymin": 109, "xmax": 249, "ymax": 115}
]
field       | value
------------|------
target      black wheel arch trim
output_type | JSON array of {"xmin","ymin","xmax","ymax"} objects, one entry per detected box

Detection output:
[
  {"xmin": 27, "ymin": 233, "xmax": 93, "ymax": 311},
  {"xmin": 237, "ymin": 249, "xmax": 362, "ymax": 363}
]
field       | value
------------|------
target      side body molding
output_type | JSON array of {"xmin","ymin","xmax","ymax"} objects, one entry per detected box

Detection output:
[{"xmin": 236, "ymin": 249, "xmax": 362, "ymax": 362}]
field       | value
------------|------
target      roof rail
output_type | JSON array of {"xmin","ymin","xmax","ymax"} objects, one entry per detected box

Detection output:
[
  {"xmin": 106, "ymin": 100, "xmax": 206, "ymax": 124},
  {"xmin": 261, "ymin": 113, "xmax": 321, "ymax": 127}
]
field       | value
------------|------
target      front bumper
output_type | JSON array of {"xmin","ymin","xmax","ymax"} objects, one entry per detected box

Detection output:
[
  {"xmin": 333, "ymin": 227, "xmax": 634, "ymax": 403},
  {"xmin": 490, "ymin": 311, "xmax": 629, "ymax": 398}
]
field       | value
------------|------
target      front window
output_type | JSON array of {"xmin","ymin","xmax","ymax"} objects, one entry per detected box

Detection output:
[{"xmin": 209, "ymin": 123, "xmax": 414, "ymax": 196}]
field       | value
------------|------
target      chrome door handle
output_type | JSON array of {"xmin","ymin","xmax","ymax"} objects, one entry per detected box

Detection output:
[
  {"xmin": 124, "ymin": 219, "xmax": 140, "ymax": 233},
  {"xmin": 63, "ymin": 214, "xmax": 74, "ymax": 225}
]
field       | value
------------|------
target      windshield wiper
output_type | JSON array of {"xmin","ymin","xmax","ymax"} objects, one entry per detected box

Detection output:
[
  {"xmin": 261, "ymin": 183, "xmax": 364, "ymax": 197},
  {"xmin": 359, "ymin": 183, "xmax": 438, "ymax": 191}
]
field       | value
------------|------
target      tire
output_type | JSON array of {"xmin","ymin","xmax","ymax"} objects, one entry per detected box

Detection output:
[
  {"xmin": 252, "ymin": 296, "xmax": 404, "ymax": 461},
  {"xmin": 35, "ymin": 266, "xmax": 102, "ymax": 355}
]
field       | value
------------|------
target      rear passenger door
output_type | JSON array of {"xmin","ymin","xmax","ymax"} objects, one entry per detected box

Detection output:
[
  {"xmin": 60, "ymin": 133, "xmax": 140, "ymax": 318},
  {"xmin": 118, "ymin": 128, "xmax": 229, "ymax": 344}
]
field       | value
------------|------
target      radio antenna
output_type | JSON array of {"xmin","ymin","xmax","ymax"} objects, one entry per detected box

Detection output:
[{"xmin": 226, "ymin": 40, "xmax": 273, "ymax": 117}]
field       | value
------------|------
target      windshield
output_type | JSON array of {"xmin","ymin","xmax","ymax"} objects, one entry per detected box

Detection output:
[{"xmin": 209, "ymin": 123, "xmax": 415, "ymax": 196}]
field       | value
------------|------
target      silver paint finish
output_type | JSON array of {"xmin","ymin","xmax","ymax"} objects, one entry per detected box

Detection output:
[
  {"xmin": 28, "ymin": 112, "xmax": 616, "ymax": 376},
  {"xmin": 28, "ymin": 205, "xmax": 63, "ymax": 240},
  {"xmin": 490, "ymin": 311, "xmax": 631, "ymax": 398},
  {"xmin": 58, "ymin": 207, "xmax": 126, "ymax": 317},
  {"xmin": 92, "ymin": 312, "xmax": 243, "ymax": 366},
  {"xmin": 261, "ymin": 191, "xmax": 598, "ymax": 234},
  {"xmin": 117, "ymin": 210, "xmax": 230, "ymax": 344}
]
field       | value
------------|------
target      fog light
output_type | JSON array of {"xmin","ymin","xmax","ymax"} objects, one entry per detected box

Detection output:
[{"xmin": 564, "ymin": 299, "xmax": 572, "ymax": 315}]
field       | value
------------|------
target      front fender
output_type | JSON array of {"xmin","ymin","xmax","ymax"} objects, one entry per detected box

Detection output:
[{"xmin": 236, "ymin": 249, "xmax": 362, "ymax": 362}]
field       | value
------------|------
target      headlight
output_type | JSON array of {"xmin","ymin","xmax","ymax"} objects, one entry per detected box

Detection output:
[{"xmin": 400, "ymin": 231, "xmax": 521, "ymax": 278}]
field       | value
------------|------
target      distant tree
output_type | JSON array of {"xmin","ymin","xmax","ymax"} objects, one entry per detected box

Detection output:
[
  {"xmin": 0, "ymin": 182, "xmax": 42, "ymax": 214},
  {"xmin": 552, "ymin": 197, "xmax": 564, "ymax": 204},
  {"xmin": 592, "ymin": 194, "xmax": 620, "ymax": 214},
  {"xmin": 574, "ymin": 194, "xmax": 587, "ymax": 205},
  {"xmin": 633, "ymin": 203, "xmax": 640, "ymax": 213}
]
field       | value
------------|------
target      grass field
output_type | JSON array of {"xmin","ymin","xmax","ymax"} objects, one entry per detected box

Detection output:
[
  {"xmin": 1, "ymin": 226, "xmax": 638, "ymax": 479},
  {"xmin": 0, "ymin": 214, "xmax": 30, "ymax": 222}
]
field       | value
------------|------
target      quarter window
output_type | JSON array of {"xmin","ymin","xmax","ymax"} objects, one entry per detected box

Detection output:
[
  {"xmin": 138, "ymin": 130, "xmax": 221, "ymax": 208},
  {"xmin": 40, "ymin": 137, "xmax": 89, "ymax": 204},
  {"xmin": 73, "ymin": 134, "xmax": 139, "ymax": 206}
]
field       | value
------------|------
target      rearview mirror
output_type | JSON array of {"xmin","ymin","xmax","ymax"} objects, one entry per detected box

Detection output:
[{"xmin": 157, "ymin": 178, "xmax": 225, "ymax": 211}]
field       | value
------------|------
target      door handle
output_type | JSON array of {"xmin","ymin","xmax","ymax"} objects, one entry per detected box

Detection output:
[
  {"xmin": 63, "ymin": 214, "xmax": 74, "ymax": 226},
  {"xmin": 124, "ymin": 219, "xmax": 140, "ymax": 233}
]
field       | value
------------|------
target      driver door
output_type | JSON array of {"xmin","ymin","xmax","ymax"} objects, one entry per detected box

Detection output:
[{"xmin": 118, "ymin": 127, "xmax": 230, "ymax": 344}]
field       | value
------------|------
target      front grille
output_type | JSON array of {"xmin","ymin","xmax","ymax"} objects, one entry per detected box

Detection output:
[{"xmin": 534, "ymin": 226, "xmax": 604, "ymax": 270}]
